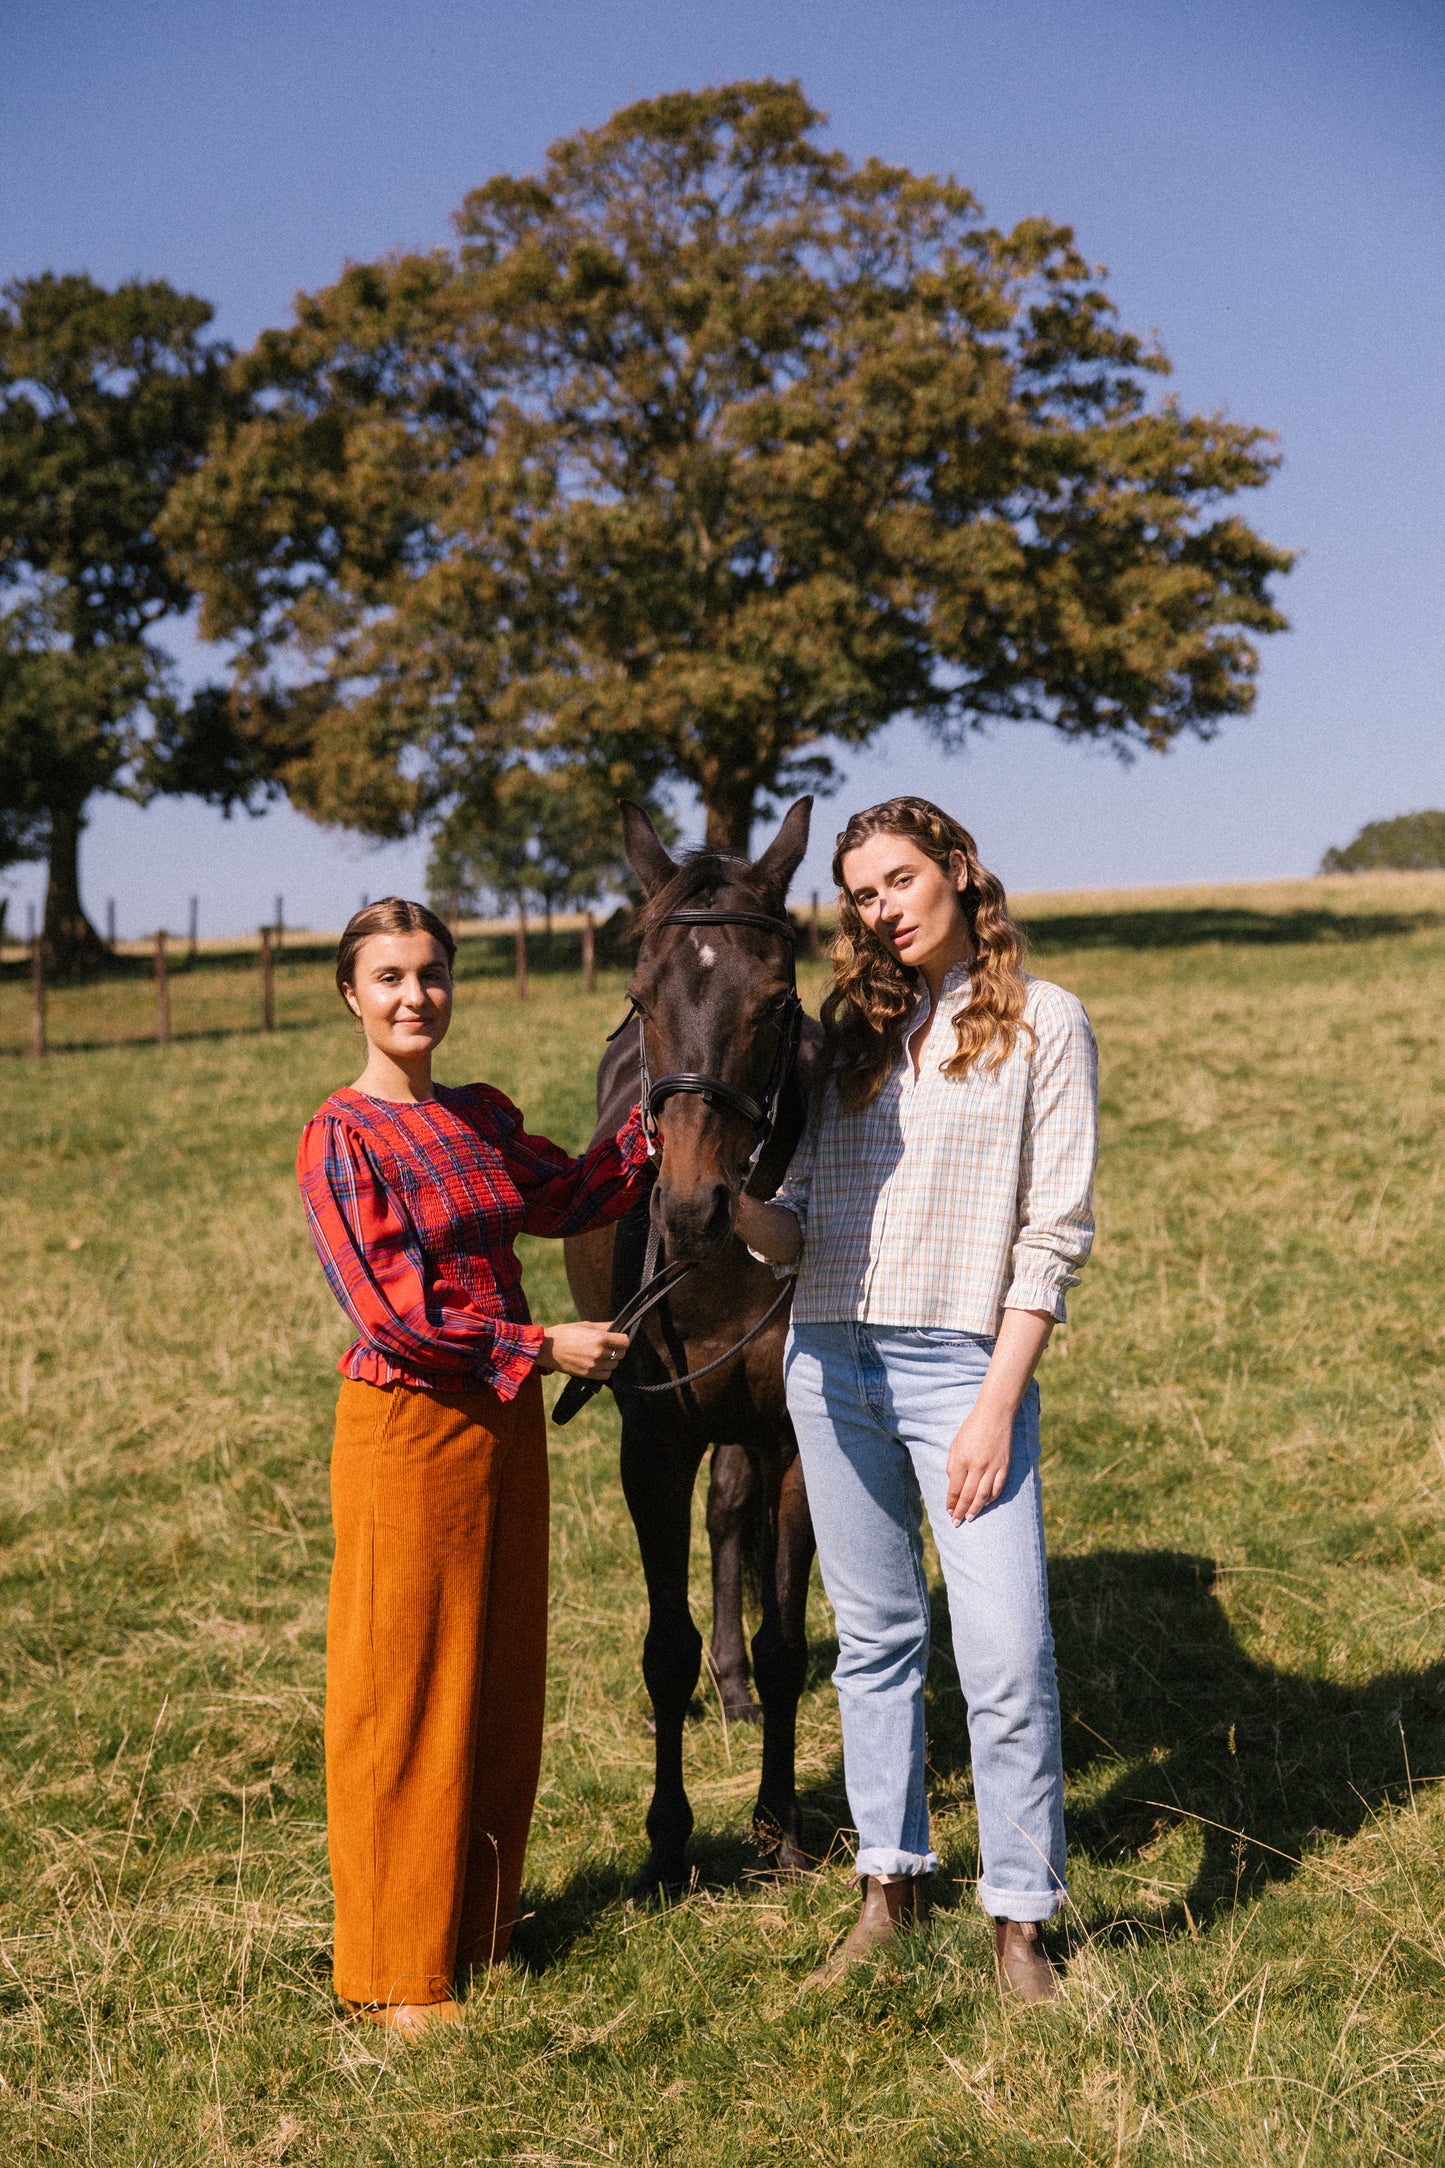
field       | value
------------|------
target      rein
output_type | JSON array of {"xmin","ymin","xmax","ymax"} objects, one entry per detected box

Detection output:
[{"xmin": 550, "ymin": 902, "xmax": 802, "ymax": 1429}]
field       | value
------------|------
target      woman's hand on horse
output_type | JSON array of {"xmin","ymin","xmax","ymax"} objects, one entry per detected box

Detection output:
[
  {"xmin": 734, "ymin": 1196, "xmax": 804, "ymax": 1264},
  {"xmin": 538, "ymin": 1323, "xmax": 631, "ymax": 1379}
]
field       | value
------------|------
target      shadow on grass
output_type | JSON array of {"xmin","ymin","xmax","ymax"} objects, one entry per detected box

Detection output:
[
  {"xmin": 516, "ymin": 1546, "xmax": 1444, "ymax": 1965},
  {"xmin": 511, "ymin": 1829, "xmax": 767, "ymax": 1975},
  {"xmin": 1020, "ymin": 905, "xmax": 1437, "ymax": 952},
  {"xmin": 923, "ymin": 1549, "xmax": 1445, "ymax": 1931},
  {"xmin": 0, "ymin": 1017, "xmax": 325, "ymax": 1060}
]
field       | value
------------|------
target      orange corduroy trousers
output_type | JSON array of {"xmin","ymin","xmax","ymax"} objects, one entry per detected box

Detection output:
[{"xmin": 325, "ymin": 1371, "xmax": 548, "ymax": 2006}]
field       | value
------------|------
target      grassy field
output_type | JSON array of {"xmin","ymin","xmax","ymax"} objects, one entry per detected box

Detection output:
[{"xmin": 2, "ymin": 874, "xmax": 1445, "ymax": 2163}]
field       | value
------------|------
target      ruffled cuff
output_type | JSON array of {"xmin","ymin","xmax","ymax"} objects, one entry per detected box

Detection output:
[
  {"xmin": 746, "ymin": 1202, "xmax": 804, "ymax": 1279},
  {"xmin": 488, "ymin": 1321, "xmax": 548, "ymax": 1401},
  {"xmin": 615, "ymin": 1103, "xmax": 651, "ymax": 1169},
  {"xmin": 1001, "ymin": 1273, "xmax": 1070, "ymax": 1323}
]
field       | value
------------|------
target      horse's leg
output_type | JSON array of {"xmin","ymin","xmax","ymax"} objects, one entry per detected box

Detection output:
[
  {"xmin": 750, "ymin": 1445, "xmax": 816, "ymax": 1874},
  {"xmin": 704, "ymin": 1443, "xmax": 763, "ymax": 1724},
  {"xmin": 620, "ymin": 1413, "xmax": 706, "ymax": 1898}
]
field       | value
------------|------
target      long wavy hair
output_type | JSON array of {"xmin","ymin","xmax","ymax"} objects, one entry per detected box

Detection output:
[{"xmin": 822, "ymin": 798, "xmax": 1031, "ymax": 1110}]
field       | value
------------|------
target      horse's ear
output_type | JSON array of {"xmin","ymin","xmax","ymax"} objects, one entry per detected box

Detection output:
[
  {"xmin": 619, "ymin": 799, "xmax": 678, "ymax": 900},
  {"xmin": 751, "ymin": 797, "xmax": 813, "ymax": 901}
]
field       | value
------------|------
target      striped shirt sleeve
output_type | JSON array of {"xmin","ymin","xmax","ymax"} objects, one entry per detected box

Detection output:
[{"xmin": 298, "ymin": 1116, "xmax": 544, "ymax": 1392}]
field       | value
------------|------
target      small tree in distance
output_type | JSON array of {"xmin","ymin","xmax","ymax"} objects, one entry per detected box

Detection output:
[
  {"xmin": 427, "ymin": 763, "xmax": 662, "ymax": 992},
  {"xmin": 1321, "ymin": 811, "xmax": 1445, "ymax": 873}
]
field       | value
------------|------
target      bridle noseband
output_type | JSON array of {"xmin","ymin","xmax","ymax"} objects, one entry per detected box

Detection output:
[{"xmin": 633, "ymin": 907, "xmax": 803, "ymax": 1167}]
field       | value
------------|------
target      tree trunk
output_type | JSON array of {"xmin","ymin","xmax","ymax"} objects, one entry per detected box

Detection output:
[
  {"xmin": 703, "ymin": 786, "xmax": 757, "ymax": 857},
  {"xmin": 515, "ymin": 898, "xmax": 529, "ymax": 1001},
  {"xmin": 43, "ymin": 801, "xmax": 108, "ymax": 974}
]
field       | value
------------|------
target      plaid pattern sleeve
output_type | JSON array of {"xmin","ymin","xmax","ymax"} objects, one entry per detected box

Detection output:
[
  {"xmin": 297, "ymin": 1114, "xmax": 545, "ymax": 1398},
  {"xmin": 749, "ymin": 1083, "xmax": 819, "ymax": 1276},
  {"xmin": 465, "ymin": 1088, "xmax": 651, "ymax": 1238},
  {"xmin": 1004, "ymin": 984, "xmax": 1098, "ymax": 1318}
]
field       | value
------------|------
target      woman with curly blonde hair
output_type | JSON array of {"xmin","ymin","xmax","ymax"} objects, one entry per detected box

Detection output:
[{"xmin": 737, "ymin": 798, "xmax": 1097, "ymax": 2002}]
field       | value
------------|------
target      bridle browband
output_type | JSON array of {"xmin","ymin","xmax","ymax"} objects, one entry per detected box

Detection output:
[{"xmin": 550, "ymin": 899, "xmax": 803, "ymax": 1428}]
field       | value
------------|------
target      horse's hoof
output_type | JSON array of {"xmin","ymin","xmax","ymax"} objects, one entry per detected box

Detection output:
[
  {"xmin": 720, "ymin": 1696, "xmax": 763, "ymax": 1725},
  {"xmin": 633, "ymin": 1863, "xmax": 688, "ymax": 1906},
  {"xmin": 752, "ymin": 1821, "xmax": 812, "ymax": 1879}
]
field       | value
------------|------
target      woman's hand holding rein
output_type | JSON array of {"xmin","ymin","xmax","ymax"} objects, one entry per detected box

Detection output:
[
  {"xmin": 538, "ymin": 1322, "xmax": 632, "ymax": 1379},
  {"xmin": 944, "ymin": 1307, "xmax": 1055, "ymax": 1524}
]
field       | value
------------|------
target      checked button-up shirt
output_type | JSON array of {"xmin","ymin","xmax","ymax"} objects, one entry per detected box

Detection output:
[{"xmin": 771, "ymin": 967, "xmax": 1098, "ymax": 1333}]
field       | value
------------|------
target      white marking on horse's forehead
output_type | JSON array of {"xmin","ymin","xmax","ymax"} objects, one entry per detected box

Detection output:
[{"xmin": 691, "ymin": 934, "xmax": 717, "ymax": 968}]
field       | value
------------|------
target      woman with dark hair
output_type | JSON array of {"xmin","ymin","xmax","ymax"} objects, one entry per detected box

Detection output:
[
  {"xmin": 736, "ymin": 799, "xmax": 1097, "ymax": 2002},
  {"xmin": 297, "ymin": 898, "xmax": 645, "ymax": 2036}
]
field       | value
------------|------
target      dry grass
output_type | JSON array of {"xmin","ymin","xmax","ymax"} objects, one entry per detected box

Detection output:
[{"xmin": 1, "ymin": 879, "xmax": 1443, "ymax": 2161}]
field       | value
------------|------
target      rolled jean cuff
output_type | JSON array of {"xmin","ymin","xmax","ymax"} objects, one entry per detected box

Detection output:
[
  {"xmin": 977, "ymin": 1877, "xmax": 1067, "ymax": 1923},
  {"xmin": 856, "ymin": 1846, "xmax": 939, "ymax": 1879}
]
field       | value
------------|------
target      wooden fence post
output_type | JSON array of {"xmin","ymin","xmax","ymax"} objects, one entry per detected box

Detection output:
[
  {"xmin": 29, "ymin": 935, "xmax": 45, "ymax": 1058},
  {"xmin": 260, "ymin": 926, "xmax": 275, "ymax": 1031},
  {"xmin": 514, "ymin": 900, "xmax": 529, "ymax": 1002},
  {"xmin": 582, "ymin": 906, "xmax": 596, "ymax": 994},
  {"xmin": 809, "ymin": 890, "xmax": 822, "ymax": 960},
  {"xmin": 188, "ymin": 895, "xmax": 199, "ymax": 960},
  {"xmin": 155, "ymin": 930, "xmax": 170, "ymax": 1046}
]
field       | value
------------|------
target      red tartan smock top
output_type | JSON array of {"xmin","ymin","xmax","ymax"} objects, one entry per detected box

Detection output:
[{"xmin": 296, "ymin": 1082, "xmax": 649, "ymax": 1402}]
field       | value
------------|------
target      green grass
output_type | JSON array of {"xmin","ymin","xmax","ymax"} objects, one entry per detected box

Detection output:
[{"xmin": 2, "ymin": 876, "xmax": 1445, "ymax": 2163}]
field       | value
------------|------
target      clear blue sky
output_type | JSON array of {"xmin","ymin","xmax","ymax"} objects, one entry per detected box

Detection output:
[{"xmin": 3, "ymin": 0, "xmax": 1442, "ymax": 934}]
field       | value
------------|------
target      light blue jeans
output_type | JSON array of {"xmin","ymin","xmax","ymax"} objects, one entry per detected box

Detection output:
[{"xmin": 785, "ymin": 1322, "xmax": 1067, "ymax": 1919}]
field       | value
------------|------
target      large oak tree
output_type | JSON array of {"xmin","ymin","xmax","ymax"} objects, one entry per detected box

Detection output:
[{"xmin": 167, "ymin": 81, "xmax": 1292, "ymax": 855}]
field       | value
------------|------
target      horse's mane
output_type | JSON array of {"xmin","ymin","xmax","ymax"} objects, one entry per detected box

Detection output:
[{"xmin": 635, "ymin": 850, "xmax": 764, "ymax": 938}]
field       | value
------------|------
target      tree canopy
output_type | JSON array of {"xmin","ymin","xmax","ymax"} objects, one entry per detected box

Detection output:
[
  {"xmin": 1321, "ymin": 811, "xmax": 1445, "ymax": 873},
  {"xmin": 166, "ymin": 79, "xmax": 1293, "ymax": 855},
  {"xmin": 0, "ymin": 272, "xmax": 236, "ymax": 964}
]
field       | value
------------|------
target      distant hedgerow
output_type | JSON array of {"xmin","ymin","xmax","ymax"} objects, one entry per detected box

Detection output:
[{"xmin": 1321, "ymin": 809, "xmax": 1445, "ymax": 872}]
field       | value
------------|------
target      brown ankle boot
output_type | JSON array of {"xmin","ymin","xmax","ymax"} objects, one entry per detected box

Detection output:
[
  {"xmin": 806, "ymin": 1876, "xmax": 930, "ymax": 1988},
  {"xmin": 993, "ymin": 1918, "xmax": 1059, "ymax": 2004}
]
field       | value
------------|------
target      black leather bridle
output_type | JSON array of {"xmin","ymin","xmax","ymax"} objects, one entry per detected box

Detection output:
[
  {"xmin": 551, "ymin": 902, "xmax": 803, "ymax": 1428},
  {"xmin": 636, "ymin": 907, "xmax": 804, "ymax": 1165}
]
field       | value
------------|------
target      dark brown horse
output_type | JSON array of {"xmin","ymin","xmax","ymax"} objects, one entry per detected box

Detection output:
[{"xmin": 564, "ymin": 799, "xmax": 820, "ymax": 1896}]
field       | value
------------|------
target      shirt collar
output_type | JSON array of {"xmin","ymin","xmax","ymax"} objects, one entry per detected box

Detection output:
[{"xmin": 909, "ymin": 958, "xmax": 972, "ymax": 1023}]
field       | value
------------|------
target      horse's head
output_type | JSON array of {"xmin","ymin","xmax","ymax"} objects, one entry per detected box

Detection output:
[{"xmin": 623, "ymin": 797, "xmax": 812, "ymax": 1262}]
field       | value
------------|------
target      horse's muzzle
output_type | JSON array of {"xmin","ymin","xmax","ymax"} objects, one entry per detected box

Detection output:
[{"xmin": 652, "ymin": 1175, "xmax": 737, "ymax": 1262}]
